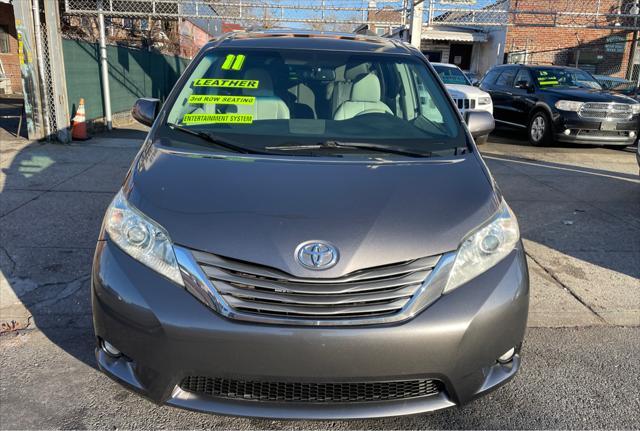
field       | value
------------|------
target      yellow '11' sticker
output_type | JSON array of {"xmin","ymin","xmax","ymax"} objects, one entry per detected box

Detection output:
[
  {"xmin": 188, "ymin": 95, "xmax": 255, "ymax": 105},
  {"xmin": 182, "ymin": 114, "xmax": 253, "ymax": 124},
  {"xmin": 193, "ymin": 78, "xmax": 259, "ymax": 89}
]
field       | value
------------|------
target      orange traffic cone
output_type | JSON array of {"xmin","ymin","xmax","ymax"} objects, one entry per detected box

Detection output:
[{"xmin": 71, "ymin": 98, "xmax": 89, "ymax": 141}]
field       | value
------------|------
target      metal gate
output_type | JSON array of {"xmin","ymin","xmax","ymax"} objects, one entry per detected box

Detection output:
[{"xmin": 18, "ymin": 0, "xmax": 640, "ymax": 141}]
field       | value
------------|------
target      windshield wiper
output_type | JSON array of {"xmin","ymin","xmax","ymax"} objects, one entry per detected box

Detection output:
[
  {"xmin": 266, "ymin": 140, "xmax": 432, "ymax": 158},
  {"xmin": 167, "ymin": 122, "xmax": 264, "ymax": 154}
]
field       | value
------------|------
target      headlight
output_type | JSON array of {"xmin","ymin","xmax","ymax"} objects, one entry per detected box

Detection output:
[
  {"xmin": 555, "ymin": 100, "xmax": 584, "ymax": 112},
  {"xmin": 443, "ymin": 199, "xmax": 520, "ymax": 294},
  {"xmin": 478, "ymin": 96, "xmax": 492, "ymax": 105},
  {"xmin": 630, "ymin": 103, "xmax": 640, "ymax": 115},
  {"xmin": 104, "ymin": 190, "xmax": 184, "ymax": 286}
]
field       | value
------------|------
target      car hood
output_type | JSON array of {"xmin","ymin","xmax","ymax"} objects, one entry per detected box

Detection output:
[
  {"xmin": 445, "ymin": 84, "xmax": 489, "ymax": 98},
  {"xmin": 126, "ymin": 143, "xmax": 499, "ymax": 278},
  {"xmin": 542, "ymin": 87, "xmax": 638, "ymax": 104}
]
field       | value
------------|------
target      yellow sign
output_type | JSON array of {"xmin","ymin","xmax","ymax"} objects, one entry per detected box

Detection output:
[
  {"xmin": 538, "ymin": 79, "xmax": 559, "ymax": 86},
  {"xmin": 182, "ymin": 114, "xmax": 254, "ymax": 124},
  {"xmin": 193, "ymin": 78, "xmax": 259, "ymax": 89},
  {"xmin": 188, "ymin": 95, "xmax": 255, "ymax": 105},
  {"xmin": 221, "ymin": 54, "xmax": 246, "ymax": 71}
]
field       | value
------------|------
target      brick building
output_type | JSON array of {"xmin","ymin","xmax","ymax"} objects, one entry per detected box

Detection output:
[
  {"xmin": 504, "ymin": 0, "xmax": 638, "ymax": 78},
  {"xmin": 0, "ymin": 2, "xmax": 21, "ymax": 94}
]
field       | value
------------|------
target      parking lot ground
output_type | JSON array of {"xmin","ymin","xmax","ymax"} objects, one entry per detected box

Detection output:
[{"xmin": 1, "ymin": 128, "xmax": 639, "ymax": 429}]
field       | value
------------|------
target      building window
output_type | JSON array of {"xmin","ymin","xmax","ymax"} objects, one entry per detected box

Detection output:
[
  {"xmin": 0, "ymin": 26, "xmax": 9, "ymax": 54},
  {"xmin": 140, "ymin": 19, "xmax": 149, "ymax": 31},
  {"xmin": 375, "ymin": 27, "xmax": 386, "ymax": 36},
  {"xmin": 123, "ymin": 18, "xmax": 133, "ymax": 29}
]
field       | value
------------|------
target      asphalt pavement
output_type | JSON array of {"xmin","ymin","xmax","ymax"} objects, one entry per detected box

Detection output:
[{"xmin": 1, "ymin": 126, "xmax": 639, "ymax": 429}]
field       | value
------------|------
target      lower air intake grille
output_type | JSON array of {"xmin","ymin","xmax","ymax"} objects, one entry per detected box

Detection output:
[{"xmin": 180, "ymin": 376, "xmax": 441, "ymax": 403}]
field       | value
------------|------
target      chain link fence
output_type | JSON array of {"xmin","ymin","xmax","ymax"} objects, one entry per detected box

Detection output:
[
  {"xmin": 428, "ymin": 0, "xmax": 640, "ymax": 30},
  {"xmin": 38, "ymin": 19, "xmax": 58, "ymax": 135}
]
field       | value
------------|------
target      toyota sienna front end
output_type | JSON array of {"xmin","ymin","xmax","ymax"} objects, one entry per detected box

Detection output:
[{"xmin": 92, "ymin": 30, "xmax": 529, "ymax": 419}]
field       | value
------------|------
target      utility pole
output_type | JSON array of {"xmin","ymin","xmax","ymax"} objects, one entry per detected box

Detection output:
[
  {"xmin": 410, "ymin": 0, "xmax": 424, "ymax": 48},
  {"xmin": 626, "ymin": 1, "xmax": 640, "ymax": 83},
  {"xmin": 97, "ymin": 0, "xmax": 112, "ymax": 130}
]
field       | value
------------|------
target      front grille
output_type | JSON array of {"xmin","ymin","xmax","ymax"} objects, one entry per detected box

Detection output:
[
  {"xmin": 190, "ymin": 249, "xmax": 439, "ymax": 323},
  {"xmin": 455, "ymin": 98, "xmax": 476, "ymax": 110},
  {"xmin": 578, "ymin": 102, "xmax": 633, "ymax": 121},
  {"xmin": 180, "ymin": 376, "xmax": 442, "ymax": 403}
]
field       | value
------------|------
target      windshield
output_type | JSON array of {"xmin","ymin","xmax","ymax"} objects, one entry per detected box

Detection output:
[
  {"xmin": 164, "ymin": 48, "xmax": 465, "ymax": 156},
  {"xmin": 433, "ymin": 65, "xmax": 471, "ymax": 86},
  {"xmin": 533, "ymin": 68, "xmax": 602, "ymax": 90}
]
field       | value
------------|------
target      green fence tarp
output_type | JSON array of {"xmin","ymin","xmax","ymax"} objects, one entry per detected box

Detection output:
[{"xmin": 63, "ymin": 39, "xmax": 190, "ymax": 120}]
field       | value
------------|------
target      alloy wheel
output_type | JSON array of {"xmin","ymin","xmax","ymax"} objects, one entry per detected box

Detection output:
[{"xmin": 530, "ymin": 115, "xmax": 546, "ymax": 143}]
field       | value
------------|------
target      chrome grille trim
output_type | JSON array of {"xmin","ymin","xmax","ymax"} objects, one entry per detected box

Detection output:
[
  {"xmin": 578, "ymin": 102, "xmax": 632, "ymax": 121},
  {"xmin": 178, "ymin": 247, "xmax": 450, "ymax": 326}
]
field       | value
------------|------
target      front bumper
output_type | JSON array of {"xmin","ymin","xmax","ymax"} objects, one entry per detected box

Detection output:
[
  {"xmin": 552, "ymin": 111, "xmax": 639, "ymax": 145},
  {"xmin": 92, "ymin": 239, "xmax": 529, "ymax": 419}
]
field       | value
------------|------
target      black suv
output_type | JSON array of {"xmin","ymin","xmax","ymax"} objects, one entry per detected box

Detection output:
[{"xmin": 480, "ymin": 64, "xmax": 640, "ymax": 146}]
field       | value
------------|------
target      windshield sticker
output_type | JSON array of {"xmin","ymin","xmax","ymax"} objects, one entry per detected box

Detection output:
[
  {"xmin": 193, "ymin": 78, "xmax": 258, "ymax": 89},
  {"xmin": 188, "ymin": 95, "xmax": 255, "ymax": 105},
  {"xmin": 221, "ymin": 54, "xmax": 246, "ymax": 71},
  {"xmin": 182, "ymin": 113, "xmax": 253, "ymax": 124},
  {"xmin": 538, "ymin": 76, "xmax": 559, "ymax": 86},
  {"xmin": 536, "ymin": 72, "xmax": 559, "ymax": 86}
]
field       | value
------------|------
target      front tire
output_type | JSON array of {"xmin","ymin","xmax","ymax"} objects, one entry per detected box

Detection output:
[{"xmin": 528, "ymin": 111, "xmax": 552, "ymax": 146}]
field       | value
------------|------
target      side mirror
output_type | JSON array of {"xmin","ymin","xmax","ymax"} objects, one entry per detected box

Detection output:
[
  {"xmin": 472, "ymin": 81, "xmax": 481, "ymax": 87},
  {"xmin": 131, "ymin": 98, "xmax": 160, "ymax": 127},
  {"xmin": 465, "ymin": 110, "xmax": 495, "ymax": 139}
]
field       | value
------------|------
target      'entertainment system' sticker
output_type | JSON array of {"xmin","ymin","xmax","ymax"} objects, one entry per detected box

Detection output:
[{"xmin": 182, "ymin": 113, "xmax": 253, "ymax": 124}]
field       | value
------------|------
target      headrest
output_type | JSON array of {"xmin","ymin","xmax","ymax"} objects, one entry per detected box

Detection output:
[
  {"xmin": 351, "ymin": 74, "xmax": 381, "ymax": 102},
  {"xmin": 345, "ymin": 62, "xmax": 370, "ymax": 81},
  {"xmin": 243, "ymin": 68, "xmax": 273, "ymax": 96}
]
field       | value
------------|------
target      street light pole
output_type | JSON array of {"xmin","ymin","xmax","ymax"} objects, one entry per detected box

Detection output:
[{"xmin": 97, "ymin": 0, "xmax": 112, "ymax": 131}]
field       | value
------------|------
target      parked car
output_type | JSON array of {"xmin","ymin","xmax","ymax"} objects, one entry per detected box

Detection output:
[
  {"xmin": 594, "ymin": 75, "xmax": 632, "ymax": 90},
  {"xmin": 93, "ymin": 30, "xmax": 527, "ymax": 420},
  {"xmin": 595, "ymin": 75, "xmax": 640, "ymax": 101},
  {"xmin": 432, "ymin": 62, "xmax": 494, "ymax": 144},
  {"xmin": 480, "ymin": 64, "xmax": 640, "ymax": 146}
]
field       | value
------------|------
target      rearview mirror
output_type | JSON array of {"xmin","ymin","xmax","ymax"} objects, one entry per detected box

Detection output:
[
  {"xmin": 465, "ymin": 110, "xmax": 495, "ymax": 140},
  {"xmin": 132, "ymin": 98, "xmax": 160, "ymax": 127}
]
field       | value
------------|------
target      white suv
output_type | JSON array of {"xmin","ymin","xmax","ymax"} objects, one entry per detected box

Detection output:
[{"xmin": 432, "ymin": 62, "xmax": 493, "ymax": 144}]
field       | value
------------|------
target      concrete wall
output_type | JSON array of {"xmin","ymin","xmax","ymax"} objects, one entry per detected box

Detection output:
[{"xmin": 473, "ymin": 28, "xmax": 506, "ymax": 76}]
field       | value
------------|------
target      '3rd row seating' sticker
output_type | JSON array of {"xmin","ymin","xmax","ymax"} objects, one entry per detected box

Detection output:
[{"xmin": 188, "ymin": 95, "xmax": 255, "ymax": 105}]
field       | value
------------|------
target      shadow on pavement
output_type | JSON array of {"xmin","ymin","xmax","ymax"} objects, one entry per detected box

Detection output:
[{"xmin": 0, "ymin": 127, "xmax": 145, "ymax": 367}]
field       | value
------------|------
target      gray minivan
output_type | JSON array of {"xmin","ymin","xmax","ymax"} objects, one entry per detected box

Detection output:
[{"xmin": 92, "ymin": 30, "xmax": 529, "ymax": 419}]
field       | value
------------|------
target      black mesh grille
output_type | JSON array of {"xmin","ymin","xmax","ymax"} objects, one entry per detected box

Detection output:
[{"xmin": 180, "ymin": 376, "xmax": 441, "ymax": 403}]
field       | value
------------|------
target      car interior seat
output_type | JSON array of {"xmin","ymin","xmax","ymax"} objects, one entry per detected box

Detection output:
[{"xmin": 333, "ymin": 73, "xmax": 393, "ymax": 120}]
